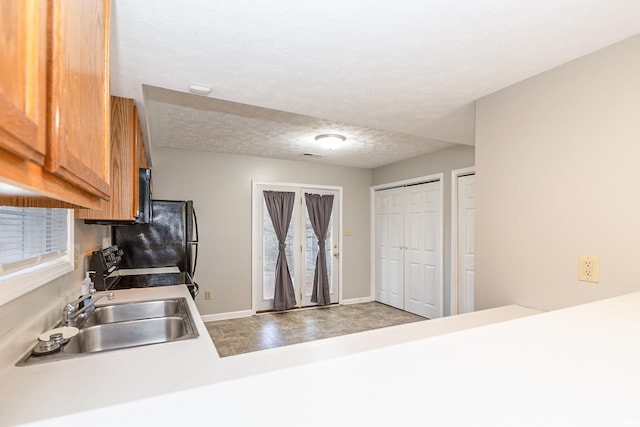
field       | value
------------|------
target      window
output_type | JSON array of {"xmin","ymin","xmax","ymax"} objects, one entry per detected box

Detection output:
[{"xmin": 0, "ymin": 207, "xmax": 74, "ymax": 305}]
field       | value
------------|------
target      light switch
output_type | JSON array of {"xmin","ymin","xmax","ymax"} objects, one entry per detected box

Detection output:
[{"xmin": 344, "ymin": 228, "xmax": 352, "ymax": 236}]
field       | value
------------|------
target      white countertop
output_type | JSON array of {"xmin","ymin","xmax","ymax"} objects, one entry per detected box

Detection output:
[
  {"xmin": 15, "ymin": 291, "xmax": 640, "ymax": 427},
  {"xmin": 198, "ymin": 304, "xmax": 542, "ymax": 384},
  {"xmin": 0, "ymin": 286, "xmax": 218, "ymax": 426}
]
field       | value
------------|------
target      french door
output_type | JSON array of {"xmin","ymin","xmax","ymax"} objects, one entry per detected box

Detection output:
[{"xmin": 253, "ymin": 184, "xmax": 341, "ymax": 312}]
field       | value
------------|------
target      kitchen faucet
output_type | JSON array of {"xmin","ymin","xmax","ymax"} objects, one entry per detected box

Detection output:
[{"xmin": 62, "ymin": 291, "xmax": 114, "ymax": 327}]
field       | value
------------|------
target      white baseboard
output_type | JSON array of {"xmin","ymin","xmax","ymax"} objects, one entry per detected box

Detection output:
[
  {"xmin": 200, "ymin": 299, "xmax": 377, "ymax": 322},
  {"xmin": 342, "ymin": 296, "xmax": 375, "ymax": 305},
  {"xmin": 201, "ymin": 309, "xmax": 254, "ymax": 322}
]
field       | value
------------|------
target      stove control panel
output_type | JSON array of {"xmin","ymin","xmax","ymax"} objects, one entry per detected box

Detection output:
[{"xmin": 89, "ymin": 245, "xmax": 123, "ymax": 290}]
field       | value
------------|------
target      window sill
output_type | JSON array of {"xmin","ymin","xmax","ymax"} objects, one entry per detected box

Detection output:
[{"xmin": 0, "ymin": 256, "xmax": 74, "ymax": 306}]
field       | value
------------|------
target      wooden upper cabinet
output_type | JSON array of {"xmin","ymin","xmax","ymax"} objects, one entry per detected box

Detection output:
[
  {"xmin": 0, "ymin": 0, "xmax": 110, "ymax": 209},
  {"xmin": 0, "ymin": 0, "xmax": 47, "ymax": 165},
  {"xmin": 45, "ymin": 0, "xmax": 110, "ymax": 200},
  {"xmin": 77, "ymin": 97, "xmax": 142, "ymax": 221}
]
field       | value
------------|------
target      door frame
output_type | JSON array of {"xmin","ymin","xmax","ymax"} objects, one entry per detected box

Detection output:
[
  {"xmin": 370, "ymin": 173, "xmax": 444, "ymax": 308},
  {"xmin": 251, "ymin": 181, "xmax": 343, "ymax": 314},
  {"xmin": 450, "ymin": 167, "xmax": 475, "ymax": 316}
]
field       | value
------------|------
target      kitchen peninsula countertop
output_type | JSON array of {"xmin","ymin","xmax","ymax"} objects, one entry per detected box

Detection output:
[{"xmin": 5, "ymin": 293, "xmax": 640, "ymax": 426}]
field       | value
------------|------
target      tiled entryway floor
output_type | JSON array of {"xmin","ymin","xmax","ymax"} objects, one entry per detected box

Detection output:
[{"xmin": 206, "ymin": 302, "xmax": 426, "ymax": 357}]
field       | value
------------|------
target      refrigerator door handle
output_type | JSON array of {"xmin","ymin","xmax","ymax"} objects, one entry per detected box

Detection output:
[
  {"xmin": 190, "ymin": 207, "xmax": 199, "ymax": 277},
  {"xmin": 192, "ymin": 206, "xmax": 199, "ymax": 244},
  {"xmin": 191, "ymin": 242, "xmax": 198, "ymax": 278}
]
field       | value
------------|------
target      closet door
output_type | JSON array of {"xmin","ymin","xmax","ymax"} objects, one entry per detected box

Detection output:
[
  {"xmin": 375, "ymin": 187, "xmax": 404, "ymax": 309},
  {"xmin": 457, "ymin": 173, "xmax": 476, "ymax": 314},
  {"xmin": 374, "ymin": 180, "xmax": 443, "ymax": 318},
  {"xmin": 404, "ymin": 182, "xmax": 442, "ymax": 318}
]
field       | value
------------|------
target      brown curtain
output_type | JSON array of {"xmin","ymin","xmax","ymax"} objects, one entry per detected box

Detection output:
[
  {"xmin": 305, "ymin": 193, "xmax": 334, "ymax": 306},
  {"xmin": 263, "ymin": 191, "xmax": 297, "ymax": 310}
]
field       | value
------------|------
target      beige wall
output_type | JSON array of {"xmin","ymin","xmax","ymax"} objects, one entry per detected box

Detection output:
[
  {"xmin": 475, "ymin": 35, "xmax": 640, "ymax": 311},
  {"xmin": 372, "ymin": 145, "xmax": 475, "ymax": 315},
  {"xmin": 151, "ymin": 147, "xmax": 373, "ymax": 316}
]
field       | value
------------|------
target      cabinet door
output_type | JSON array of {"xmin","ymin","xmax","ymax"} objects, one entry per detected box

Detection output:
[
  {"xmin": 0, "ymin": 0, "xmax": 47, "ymax": 164},
  {"xmin": 77, "ymin": 97, "xmax": 139, "ymax": 221},
  {"xmin": 45, "ymin": 0, "xmax": 110, "ymax": 200}
]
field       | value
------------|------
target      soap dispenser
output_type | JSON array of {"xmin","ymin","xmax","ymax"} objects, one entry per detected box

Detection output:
[
  {"xmin": 80, "ymin": 271, "xmax": 95, "ymax": 308},
  {"xmin": 81, "ymin": 271, "xmax": 92, "ymax": 295},
  {"xmin": 87, "ymin": 270, "xmax": 96, "ymax": 294}
]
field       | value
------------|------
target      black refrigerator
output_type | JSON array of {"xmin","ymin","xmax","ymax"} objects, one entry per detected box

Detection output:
[{"xmin": 112, "ymin": 200, "xmax": 199, "ymax": 298}]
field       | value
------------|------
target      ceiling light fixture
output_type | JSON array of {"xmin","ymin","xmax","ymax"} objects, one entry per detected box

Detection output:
[
  {"xmin": 188, "ymin": 84, "xmax": 211, "ymax": 96},
  {"xmin": 315, "ymin": 134, "xmax": 346, "ymax": 150}
]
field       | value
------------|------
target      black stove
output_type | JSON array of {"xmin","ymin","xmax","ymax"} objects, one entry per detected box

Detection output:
[
  {"xmin": 113, "ymin": 272, "xmax": 193, "ymax": 289},
  {"xmin": 89, "ymin": 245, "xmax": 198, "ymax": 299}
]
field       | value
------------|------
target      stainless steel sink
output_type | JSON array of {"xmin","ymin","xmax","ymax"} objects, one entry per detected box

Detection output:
[
  {"xmin": 82, "ymin": 299, "xmax": 182, "ymax": 326},
  {"xmin": 17, "ymin": 297, "xmax": 199, "ymax": 366},
  {"xmin": 63, "ymin": 316, "xmax": 192, "ymax": 354}
]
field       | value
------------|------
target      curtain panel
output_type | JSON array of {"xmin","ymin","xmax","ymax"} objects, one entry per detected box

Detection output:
[
  {"xmin": 263, "ymin": 191, "xmax": 297, "ymax": 310},
  {"xmin": 304, "ymin": 193, "xmax": 334, "ymax": 306}
]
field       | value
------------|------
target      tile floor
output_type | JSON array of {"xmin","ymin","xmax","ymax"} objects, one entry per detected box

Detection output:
[{"xmin": 206, "ymin": 302, "xmax": 426, "ymax": 357}]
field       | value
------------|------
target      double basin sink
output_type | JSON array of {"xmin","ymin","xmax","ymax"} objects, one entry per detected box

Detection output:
[{"xmin": 18, "ymin": 297, "xmax": 198, "ymax": 365}]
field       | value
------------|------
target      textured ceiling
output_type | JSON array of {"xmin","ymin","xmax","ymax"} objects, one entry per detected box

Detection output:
[
  {"xmin": 145, "ymin": 85, "xmax": 456, "ymax": 168},
  {"xmin": 110, "ymin": 0, "xmax": 640, "ymax": 168}
]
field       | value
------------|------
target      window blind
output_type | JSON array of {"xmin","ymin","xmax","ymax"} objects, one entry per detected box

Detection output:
[{"xmin": 0, "ymin": 207, "xmax": 69, "ymax": 273}]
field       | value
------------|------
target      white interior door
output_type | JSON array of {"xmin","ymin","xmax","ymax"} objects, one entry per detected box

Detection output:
[
  {"xmin": 404, "ymin": 182, "xmax": 443, "ymax": 318},
  {"xmin": 457, "ymin": 174, "xmax": 476, "ymax": 314},
  {"xmin": 375, "ymin": 188, "xmax": 404, "ymax": 309},
  {"xmin": 301, "ymin": 188, "xmax": 340, "ymax": 306}
]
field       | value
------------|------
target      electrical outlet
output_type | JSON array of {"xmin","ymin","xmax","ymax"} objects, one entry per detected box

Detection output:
[
  {"xmin": 578, "ymin": 255, "xmax": 600, "ymax": 283},
  {"xmin": 205, "ymin": 291, "xmax": 212, "ymax": 300}
]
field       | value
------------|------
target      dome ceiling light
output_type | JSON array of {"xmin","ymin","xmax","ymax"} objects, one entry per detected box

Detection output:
[
  {"xmin": 314, "ymin": 134, "xmax": 346, "ymax": 150},
  {"xmin": 188, "ymin": 84, "xmax": 211, "ymax": 96}
]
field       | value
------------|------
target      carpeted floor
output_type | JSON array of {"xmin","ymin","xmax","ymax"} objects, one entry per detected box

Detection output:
[{"xmin": 206, "ymin": 302, "xmax": 426, "ymax": 357}]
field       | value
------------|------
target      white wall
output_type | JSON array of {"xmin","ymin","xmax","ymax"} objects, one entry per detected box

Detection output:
[
  {"xmin": 475, "ymin": 35, "xmax": 640, "ymax": 311},
  {"xmin": 372, "ymin": 145, "xmax": 475, "ymax": 316},
  {"xmin": 151, "ymin": 147, "xmax": 372, "ymax": 316}
]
